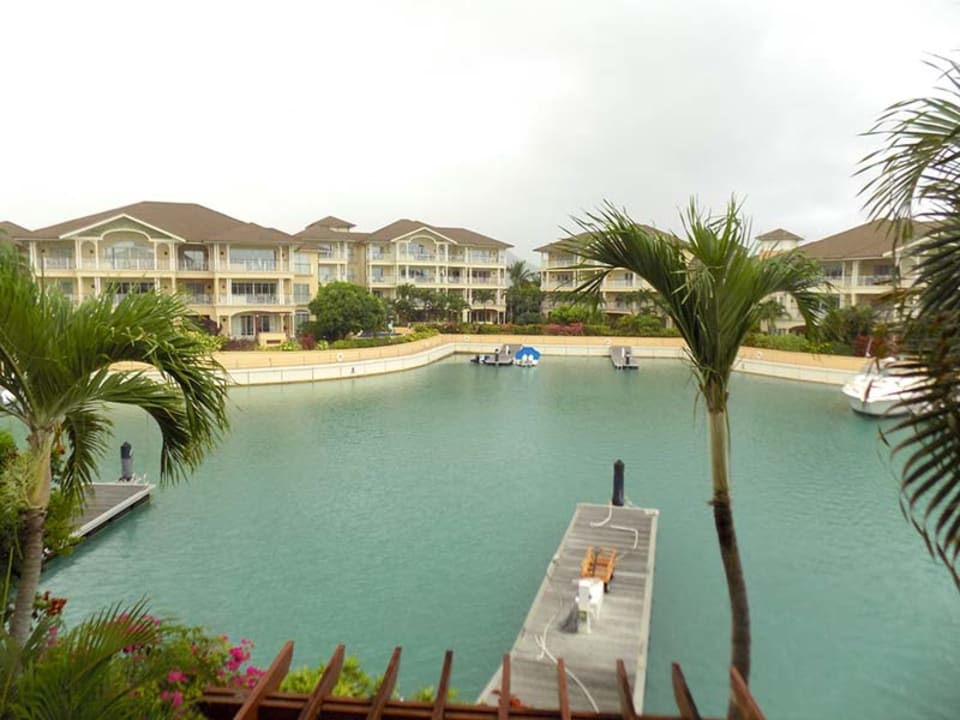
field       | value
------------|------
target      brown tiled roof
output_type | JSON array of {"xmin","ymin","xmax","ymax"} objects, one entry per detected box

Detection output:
[
  {"xmin": 535, "ymin": 226, "xmax": 662, "ymax": 253},
  {"xmin": 799, "ymin": 220, "xmax": 935, "ymax": 260},
  {"xmin": 294, "ymin": 226, "xmax": 370, "ymax": 242},
  {"xmin": 756, "ymin": 228, "xmax": 803, "ymax": 244},
  {"xmin": 26, "ymin": 201, "xmax": 245, "ymax": 243},
  {"xmin": 305, "ymin": 215, "xmax": 355, "ymax": 230},
  {"xmin": 0, "ymin": 221, "xmax": 30, "ymax": 245},
  {"xmin": 368, "ymin": 219, "xmax": 511, "ymax": 248},
  {"xmin": 209, "ymin": 222, "xmax": 296, "ymax": 245}
]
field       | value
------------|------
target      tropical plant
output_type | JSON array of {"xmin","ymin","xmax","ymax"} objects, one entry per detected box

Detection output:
[
  {"xmin": 565, "ymin": 198, "xmax": 823, "ymax": 713},
  {"xmin": 472, "ymin": 288, "xmax": 496, "ymax": 306},
  {"xmin": 306, "ymin": 281, "xmax": 386, "ymax": 341},
  {"xmin": 859, "ymin": 55, "xmax": 960, "ymax": 590},
  {"xmin": 507, "ymin": 259, "xmax": 535, "ymax": 286},
  {"xmin": 0, "ymin": 247, "xmax": 229, "ymax": 644}
]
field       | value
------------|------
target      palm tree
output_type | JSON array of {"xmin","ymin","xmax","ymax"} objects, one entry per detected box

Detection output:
[
  {"xmin": 0, "ymin": 248, "xmax": 229, "ymax": 644},
  {"xmin": 859, "ymin": 55, "xmax": 960, "ymax": 590},
  {"xmin": 507, "ymin": 259, "xmax": 535, "ymax": 287},
  {"xmin": 565, "ymin": 199, "xmax": 822, "ymax": 711}
]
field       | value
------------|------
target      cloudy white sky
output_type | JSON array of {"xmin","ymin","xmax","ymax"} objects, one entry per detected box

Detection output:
[{"xmin": 2, "ymin": 0, "xmax": 958, "ymax": 262}]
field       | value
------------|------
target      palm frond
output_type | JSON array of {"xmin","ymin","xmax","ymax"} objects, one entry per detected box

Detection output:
[{"xmin": 860, "ymin": 55, "xmax": 960, "ymax": 590}]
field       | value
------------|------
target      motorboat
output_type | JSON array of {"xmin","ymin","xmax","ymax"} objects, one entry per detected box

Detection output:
[
  {"xmin": 513, "ymin": 345, "xmax": 541, "ymax": 367},
  {"xmin": 841, "ymin": 358, "xmax": 923, "ymax": 417}
]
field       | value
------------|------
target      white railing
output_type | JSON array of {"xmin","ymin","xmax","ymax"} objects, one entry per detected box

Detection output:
[
  {"xmin": 227, "ymin": 294, "xmax": 282, "ymax": 305},
  {"xmin": 469, "ymin": 254, "xmax": 499, "ymax": 265},
  {"xmin": 546, "ymin": 257, "xmax": 577, "ymax": 267},
  {"xmin": 41, "ymin": 256, "xmax": 75, "ymax": 269},
  {"xmin": 318, "ymin": 274, "xmax": 339, "ymax": 284},
  {"xmin": 369, "ymin": 275, "xmax": 396, "ymax": 284},
  {"xmin": 317, "ymin": 249, "xmax": 343, "ymax": 259},
  {"xmin": 470, "ymin": 276, "xmax": 498, "ymax": 286},
  {"xmin": 228, "ymin": 259, "xmax": 281, "ymax": 272},
  {"xmin": 293, "ymin": 263, "xmax": 312, "ymax": 274},
  {"xmin": 368, "ymin": 251, "xmax": 393, "ymax": 262},
  {"xmin": 399, "ymin": 252, "xmax": 436, "ymax": 262},
  {"xmin": 183, "ymin": 294, "xmax": 213, "ymax": 304},
  {"xmin": 178, "ymin": 259, "xmax": 209, "ymax": 271},
  {"xmin": 604, "ymin": 279, "xmax": 636, "ymax": 288},
  {"xmin": 102, "ymin": 257, "xmax": 156, "ymax": 270},
  {"xmin": 448, "ymin": 254, "xmax": 466, "ymax": 263},
  {"xmin": 400, "ymin": 276, "xmax": 437, "ymax": 285}
]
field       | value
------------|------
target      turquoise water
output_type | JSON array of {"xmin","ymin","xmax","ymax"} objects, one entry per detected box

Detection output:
[{"xmin": 27, "ymin": 358, "xmax": 960, "ymax": 718}]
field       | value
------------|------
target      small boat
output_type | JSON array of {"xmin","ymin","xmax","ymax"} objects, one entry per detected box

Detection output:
[
  {"xmin": 470, "ymin": 345, "xmax": 518, "ymax": 366},
  {"xmin": 841, "ymin": 358, "xmax": 922, "ymax": 417},
  {"xmin": 513, "ymin": 345, "xmax": 541, "ymax": 367}
]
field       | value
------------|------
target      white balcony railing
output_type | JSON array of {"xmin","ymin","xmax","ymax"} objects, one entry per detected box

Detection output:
[
  {"xmin": 178, "ymin": 259, "xmax": 209, "ymax": 271},
  {"xmin": 399, "ymin": 252, "xmax": 436, "ymax": 262},
  {"xmin": 603, "ymin": 279, "xmax": 636, "ymax": 288},
  {"xmin": 368, "ymin": 252, "xmax": 393, "ymax": 262},
  {"xmin": 469, "ymin": 254, "xmax": 500, "ymax": 265},
  {"xmin": 102, "ymin": 257, "xmax": 156, "ymax": 271},
  {"xmin": 369, "ymin": 275, "xmax": 396, "ymax": 284},
  {"xmin": 227, "ymin": 294, "xmax": 282, "ymax": 305},
  {"xmin": 40, "ymin": 256, "xmax": 75, "ymax": 269},
  {"xmin": 228, "ymin": 259, "xmax": 281, "ymax": 272},
  {"xmin": 183, "ymin": 294, "xmax": 213, "ymax": 304}
]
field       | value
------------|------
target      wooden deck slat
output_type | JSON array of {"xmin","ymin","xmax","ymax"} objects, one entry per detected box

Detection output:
[
  {"xmin": 368, "ymin": 648, "xmax": 402, "ymax": 720},
  {"xmin": 234, "ymin": 641, "xmax": 294, "ymax": 720},
  {"xmin": 431, "ymin": 651, "xmax": 454, "ymax": 720},
  {"xmin": 74, "ymin": 482, "xmax": 153, "ymax": 539},
  {"xmin": 298, "ymin": 644, "xmax": 346, "ymax": 720}
]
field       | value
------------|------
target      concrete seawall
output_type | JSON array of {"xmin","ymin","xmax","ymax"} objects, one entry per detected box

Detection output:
[{"xmin": 115, "ymin": 334, "xmax": 865, "ymax": 387}]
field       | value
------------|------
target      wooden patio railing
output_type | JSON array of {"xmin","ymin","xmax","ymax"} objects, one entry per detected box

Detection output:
[{"xmin": 199, "ymin": 644, "xmax": 764, "ymax": 720}]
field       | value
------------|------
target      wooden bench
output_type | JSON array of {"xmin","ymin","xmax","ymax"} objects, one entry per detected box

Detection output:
[{"xmin": 580, "ymin": 546, "xmax": 618, "ymax": 590}]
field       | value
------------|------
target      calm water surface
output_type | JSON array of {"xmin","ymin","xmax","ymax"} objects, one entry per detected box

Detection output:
[{"xmin": 32, "ymin": 358, "xmax": 959, "ymax": 718}]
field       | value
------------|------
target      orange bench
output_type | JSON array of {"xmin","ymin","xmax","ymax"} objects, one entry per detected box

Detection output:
[{"xmin": 580, "ymin": 546, "xmax": 618, "ymax": 590}]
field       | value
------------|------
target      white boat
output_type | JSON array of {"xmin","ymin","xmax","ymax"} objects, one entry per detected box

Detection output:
[
  {"xmin": 513, "ymin": 345, "xmax": 541, "ymax": 367},
  {"xmin": 841, "ymin": 359, "xmax": 922, "ymax": 417}
]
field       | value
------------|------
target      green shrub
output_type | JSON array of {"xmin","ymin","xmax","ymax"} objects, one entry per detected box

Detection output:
[{"xmin": 329, "ymin": 328, "xmax": 439, "ymax": 350}]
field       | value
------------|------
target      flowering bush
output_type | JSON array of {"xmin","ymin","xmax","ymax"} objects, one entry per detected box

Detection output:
[{"xmin": 0, "ymin": 599, "xmax": 265, "ymax": 719}]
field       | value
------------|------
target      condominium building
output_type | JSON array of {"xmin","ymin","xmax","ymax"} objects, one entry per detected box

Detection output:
[
  {"xmin": 7, "ymin": 202, "xmax": 511, "ymax": 340},
  {"xmin": 756, "ymin": 220, "xmax": 932, "ymax": 331},
  {"xmin": 535, "ymin": 235, "xmax": 653, "ymax": 316}
]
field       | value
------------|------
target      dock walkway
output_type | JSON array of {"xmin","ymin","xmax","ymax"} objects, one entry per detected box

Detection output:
[
  {"xmin": 479, "ymin": 503, "xmax": 658, "ymax": 713},
  {"xmin": 74, "ymin": 482, "xmax": 153, "ymax": 539},
  {"xmin": 609, "ymin": 346, "xmax": 640, "ymax": 370}
]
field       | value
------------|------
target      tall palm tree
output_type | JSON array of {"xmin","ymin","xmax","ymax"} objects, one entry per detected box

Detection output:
[
  {"xmin": 859, "ymin": 56, "xmax": 960, "ymax": 590},
  {"xmin": 564, "ymin": 199, "xmax": 822, "ymax": 711},
  {"xmin": 0, "ymin": 248, "xmax": 229, "ymax": 643},
  {"xmin": 507, "ymin": 259, "xmax": 535, "ymax": 287}
]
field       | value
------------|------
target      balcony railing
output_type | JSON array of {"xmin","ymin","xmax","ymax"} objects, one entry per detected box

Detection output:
[
  {"xmin": 470, "ymin": 276, "xmax": 498, "ymax": 286},
  {"xmin": 603, "ymin": 279, "xmax": 636, "ymax": 288},
  {"xmin": 178, "ymin": 259, "xmax": 210, "ymax": 271},
  {"xmin": 40, "ymin": 256, "xmax": 75, "ymax": 269},
  {"xmin": 227, "ymin": 294, "xmax": 282, "ymax": 305},
  {"xmin": 317, "ymin": 249, "xmax": 344, "ymax": 259},
  {"xmin": 369, "ymin": 275, "xmax": 396, "ymax": 284},
  {"xmin": 400, "ymin": 276, "xmax": 437, "ymax": 285},
  {"xmin": 102, "ymin": 257, "xmax": 156, "ymax": 271},
  {"xmin": 293, "ymin": 294, "xmax": 312, "ymax": 304},
  {"xmin": 228, "ymin": 259, "xmax": 281, "ymax": 272},
  {"xmin": 368, "ymin": 251, "xmax": 393, "ymax": 262},
  {"xmin": 182, "ymin": 293, "xmax": 213, "ymax": 305},
  {"xmin": 399, "ymin": 252, "xmax": 436, "ymax": 262},
  {"xmin": 469, "ymin": 254, "xmax": 500, "ymax": 265}
]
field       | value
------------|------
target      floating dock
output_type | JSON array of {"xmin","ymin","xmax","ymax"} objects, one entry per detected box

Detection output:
[
  {"xmin": 471, "ymin": 344, "xmax": 524, "ymax": 366},
  {"xmin": 74, "ymin": 482, "xmax": 154, "ymax": 539},
  {"xmin": 479, "ymin": 503, "xmax": 659, "ymax": 713},
  {"xmin": 609, "ymin": 346, "xmax": 640, "ymax": 370}
]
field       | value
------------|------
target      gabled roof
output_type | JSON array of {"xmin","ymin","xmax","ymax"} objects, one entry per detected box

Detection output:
[
  {"xmin": 306, "ymin": 215, "xmax": 355, "ymax": 230},
  {"xmin": 799, "ymin": 220, "xmax": 934, "ymax": 261},
  {"xmin": 294, "ymin": 226, "xmax": 369, "ymax": 242},
  {"xmin": 367, "ymin": 219, "xmax": 511, "ymax": 248},
  {"xmin": 756, "ymin": 228, "xmax": 803, "ymax": 244},
  {"xmin": 209, "ymin": 222, "xmax": 296, "ymax": 245},
  {"xmin": 26, "ymin": 201, "xmax": 245, "ymax": 243},
  {"xmin": 0, "ymin": 221, "xmax": 30, "ymax": 245},
  {"xmin": 535, "ymin": 226, "xmax": 662, "ymax": 254}
]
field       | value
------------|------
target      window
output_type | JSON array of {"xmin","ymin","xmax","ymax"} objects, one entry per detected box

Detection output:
[
  {"xmin": 103, "ymin": 240, "xmax": 154, "ymax": 270},
  {"xmin": 293, "ymin": 252, "xmax": 311, "ymax": 274},
  {"xmin": 231, "ymin": 281, "xmax": 277, "ymax": 302},
  {"xmin": 294, "ymin": 283, "xmax": 311, "ymax": 303},
  {"xmin": 239, "ymin": 316, "xmax": 255, "ymax": 336},
  {"xmin": 179, "ymin": 248, "xmax": 208, "ymax": 270},
  {"xmin": 295, "ymin": 311, "xmax": 310, "ymax": 332}
]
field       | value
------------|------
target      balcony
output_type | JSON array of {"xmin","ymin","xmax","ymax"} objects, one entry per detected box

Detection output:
[
  {"xmin": 400, "ymin": 275, "xmax": 437, "ymax": 285},
  {"xmin": 227, "ymin": 294, "xmax": 283, "ymax": 305},
  {"xmin": 178, "ymin": 259, "xmax": 210, "ymax": 272},
  {"xmin": 399, "ymin": 252, "xmax": 436, "ymax": 262},
  {"xmin": 293, "ymin": 293, "xmax": 312, "ymax": 304},
  {"xmin": 369, "ymin": 274, "xmax": 396, "ymax": 285},
  {"xmin": 469, "ymin": 254, "xmax": 500, "ymax": 265},
  {"xmin": 470, "ymin": 276, "xmax": 498, "ymax": 287},
  {"xmin": 102, "ymin": 257, "xmax": 157, "ymax": 271},
  {"xmin": 293, "ymin": 262, "xmax": 312, "ymax": 275},
  {"xmin": 182, "ymin": 294, "xmax": 213, "ymax": 305},
  {"xmin": 368, "ymin": 251, "xmax": 393, "ymax": 262},
  {"xmin": 603, "ymin": 279, "xmax": 636, "ymax": 288},
  {"xmin": 39, "ymin": 256, "xmax": 76, "ymax": 270},
  {"xmin": 228, "ymin": 259, "xmax": 282, "ymax": 272},
  {"xmin": 317, "ymin": 248, "xmax": 344, "ymax": 260}
]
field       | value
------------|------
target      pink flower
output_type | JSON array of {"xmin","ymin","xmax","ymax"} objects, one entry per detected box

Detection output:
[{"xmin": 167, "ymin": 670, "xmax": 188, "ymax": 684}]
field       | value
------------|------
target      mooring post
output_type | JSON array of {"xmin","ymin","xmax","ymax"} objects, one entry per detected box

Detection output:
[
  {"xmin": 612, "ymin": 459, "xmax": 625, "ymax": 506},
  {"xmin": 120, "ymin": 441, "xmax": 134, "ymax": 482}
]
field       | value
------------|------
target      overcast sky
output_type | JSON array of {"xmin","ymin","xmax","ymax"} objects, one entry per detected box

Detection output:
[{"xmin": 3, "ymin": 0, "xmax": 958, "ymax": 263}]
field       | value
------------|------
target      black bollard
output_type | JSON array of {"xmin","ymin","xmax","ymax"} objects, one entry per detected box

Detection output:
[
  {"xmin": 612, "ymin": 459, "xmax": 625, "ymax": 506},
  {"xmin": 120, "ymin": 441, "xmax": 134, "ymax": 482}
]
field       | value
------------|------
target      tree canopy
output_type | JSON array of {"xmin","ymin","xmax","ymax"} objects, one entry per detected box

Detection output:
[{"xmin": 306, "ymin": 282, "xmax": 386, "ymax": 341}]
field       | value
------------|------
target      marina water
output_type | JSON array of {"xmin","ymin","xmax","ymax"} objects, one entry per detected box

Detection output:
[{"xmin": 36, "ymin": 358, "xmax": 959, "ymax": 718}]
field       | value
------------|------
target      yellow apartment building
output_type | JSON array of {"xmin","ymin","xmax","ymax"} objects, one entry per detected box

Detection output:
[{"xmin": 7, "ymin": 202, "xmax": 511, "ymax": 340}]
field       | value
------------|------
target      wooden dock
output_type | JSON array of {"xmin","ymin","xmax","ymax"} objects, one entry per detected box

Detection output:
[
  {"xmin": 74, "ymin": 482, "xmax": 154, "ymax": 539},
  {"xmin": 610, "ymin": 346, "xmax": 640, "ymax": 370},
  {"xmin": 479, "ymin": 503, "xmax": 659, "ymax": 713},
  {"xmin": 471, "ymin": 344, "xmax": 524, "ymax": 366}
]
